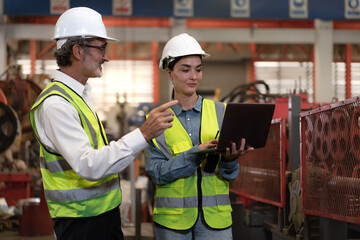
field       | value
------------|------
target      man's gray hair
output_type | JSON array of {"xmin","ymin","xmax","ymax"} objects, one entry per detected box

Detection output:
[{"xmin": 54, "ymin": 37, "xmax": 88, "ymax": 67}]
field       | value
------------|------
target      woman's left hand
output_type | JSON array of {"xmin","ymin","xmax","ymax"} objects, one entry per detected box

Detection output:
[{"xmin": 221, "ymin": 138, "xmax": 254, "ymax": 162}]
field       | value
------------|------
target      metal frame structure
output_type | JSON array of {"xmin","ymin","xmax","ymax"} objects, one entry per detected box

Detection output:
[
  {"xmin": 301, "ymin": 96, "xmax": 360, "ymax": 225},
  {"xmin": 230, "ymin": 118, "xmax": 287, "ymax": 209}
]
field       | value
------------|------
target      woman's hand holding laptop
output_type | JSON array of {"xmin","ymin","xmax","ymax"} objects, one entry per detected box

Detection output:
[{"xmin": 220, "ymin": 138, "xmax": 254, "ymax": 162}]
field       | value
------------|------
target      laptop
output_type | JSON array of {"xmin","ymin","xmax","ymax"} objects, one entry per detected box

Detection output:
[{"xmin": 192, "ymin": 103, "xmax": 275, "ymax": 154}]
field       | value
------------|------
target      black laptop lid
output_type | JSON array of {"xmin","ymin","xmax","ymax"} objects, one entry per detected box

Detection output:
[{"xmin": 216, "ymin": 103, "xmax": 275, "ymax": 150}]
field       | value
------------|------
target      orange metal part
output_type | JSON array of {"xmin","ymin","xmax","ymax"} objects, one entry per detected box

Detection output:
[{"xmin": 152, "ymin": 42, "xmax": 159, "ymax": 104}]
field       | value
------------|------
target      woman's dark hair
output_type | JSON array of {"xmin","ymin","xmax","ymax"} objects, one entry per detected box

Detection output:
[
  {"xmin": 165, "ymin": 55, "xmax": 203, "ymax": 70},
  {"xmin": 54, "ymin": 37, "xmax": 88, "ymax": 67}
]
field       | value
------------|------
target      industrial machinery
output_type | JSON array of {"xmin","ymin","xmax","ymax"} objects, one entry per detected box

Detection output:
[
  {"xmin": 301, "ymin": 97, "xmax": 360, "ymax": 240},
  {"xmin": 225, "ymin": 80, "xmax": 360, "ymax": 240},
  {"xmin": 0, "ymin": 65, "xmax": 45, "ymax": 233}
]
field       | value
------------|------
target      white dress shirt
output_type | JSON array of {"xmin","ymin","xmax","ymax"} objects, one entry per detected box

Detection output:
[{"xmin": 34, "ymin": 70, "xmax": 148, "ymax": 181}]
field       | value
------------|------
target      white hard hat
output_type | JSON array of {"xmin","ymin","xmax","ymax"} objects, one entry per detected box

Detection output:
[
  {"xmin": 159, "ymin": 33, "xmax": 210, "ymax": 70},
  {"xmin": 52, "ymin": 7, "xmax": 118, "ymax": 49}
]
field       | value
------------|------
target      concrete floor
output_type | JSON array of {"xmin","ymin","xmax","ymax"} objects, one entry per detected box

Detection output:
[
  {"xmin": 0, "ymin": 223, "xmax": 154, "ymax": 240},
  {"xmin": 0, "ymin": 231, "xmax": 54, "ymax": 240}
]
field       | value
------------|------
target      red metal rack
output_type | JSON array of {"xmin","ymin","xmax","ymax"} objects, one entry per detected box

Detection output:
[
  {"xmin": 301, "ymin": 96, "xmax": 360, "ymax": 224},
  {"xmin": 230, "ymin": 118, "xmax": 287, "ymax": 208}
]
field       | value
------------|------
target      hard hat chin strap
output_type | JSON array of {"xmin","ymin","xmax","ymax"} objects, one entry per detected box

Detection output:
[
  {"xmin": 56, "ymin": 39, "xmax": 68, "ymax": 50},
  {"xmin": 163, "ymin": 57, "xmax": 177, "ymax": 69}
]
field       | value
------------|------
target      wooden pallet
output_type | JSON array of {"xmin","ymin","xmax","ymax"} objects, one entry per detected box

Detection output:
[{"xmin": 0, "ymin": 219, "xmax": 19, "ymax": 231}]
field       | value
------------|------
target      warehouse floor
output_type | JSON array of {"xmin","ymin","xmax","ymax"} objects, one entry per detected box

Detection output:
[{"xmin": 0, "ymin": 223, "xmax": 154, "ymax": 240}]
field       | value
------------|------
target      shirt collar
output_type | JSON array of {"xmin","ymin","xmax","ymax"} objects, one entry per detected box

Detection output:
[
  {"xmin": 193, "ymin": 95, "xmax": 203, "ymax": 112},
  {"xmin": 54, "ymin": 70, "xmax": 88, "ymax": 96},
  {"xmin": 172, "ymin": 95, "xmax": 203, "ymax": 116}
]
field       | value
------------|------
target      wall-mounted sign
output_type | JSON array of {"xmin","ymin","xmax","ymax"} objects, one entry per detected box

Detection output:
[
  {"xmin": 289, "ymin": 0, "xmax": 308, "ymax": 18},
  {"xmin": 113, "ymin": 0, "xmax": 132, "ymax": 16},
  {"xmin": 345, "ymin": 0, "xmax": 360, "ymax": 18},
  {"xmin": 174, "ymin": 0, "xmax": 193, "ymax": 17},
  {"xmin": 231, "ymin": 0, "xmax": 250, "ymax": 18},
  {"xmin": 50, "ymin": 0, "xmax": 69, "ymax": 15}
]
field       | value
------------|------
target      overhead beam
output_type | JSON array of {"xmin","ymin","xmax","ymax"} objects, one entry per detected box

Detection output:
[
  {"xmin": 4, "ymin": 23, "xmax": 360, "ymax": 44},
  {"xmin": 186, "ymin": 19, "xmax": 315, "ymax": 29},
  {"xmin": 5, "ymin": 24, "xmax": 54, "ymax": 40},
  {"xmin": 187, "ymin": 28, "xmax": 315, "ymax": 44},
  {"xmin": 333, "ymin": 30, "xmax": 360, "ymax": 44}
]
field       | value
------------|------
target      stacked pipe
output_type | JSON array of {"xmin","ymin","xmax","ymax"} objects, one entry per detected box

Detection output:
[
  {"xmin": 303, "ymin": 117, "xmax": 314, "ymax": 162},
  {"xmin": 330, "ymin": 108, "xmax": 349, "ymax": 164},
  {"xmin": 301, "ymin": 98, "xmax": 360, "ymax": 224},
  {"xmin": 314, "ymin": 112, "xmax": 331, "ymax": 163}
]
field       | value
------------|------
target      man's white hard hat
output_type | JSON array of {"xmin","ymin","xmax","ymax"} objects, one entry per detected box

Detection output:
[{"xmin": 52, "ymin": 7, "xmax": 119, "ymax": 49}]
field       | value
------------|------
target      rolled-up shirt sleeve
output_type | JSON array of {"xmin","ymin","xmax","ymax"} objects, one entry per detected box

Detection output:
[{"xmin": 219, "ymin": 159, "xmax": 240, "ymax": 182}]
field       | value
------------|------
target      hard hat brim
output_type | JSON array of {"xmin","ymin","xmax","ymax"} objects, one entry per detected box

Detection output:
[
  {"xmin": 159, "ymin": 53, "xmax": 210, "ymax": 70},
  {"xmin": 52, "ymin": 35, "xmax": 119, "ymax": 43}
]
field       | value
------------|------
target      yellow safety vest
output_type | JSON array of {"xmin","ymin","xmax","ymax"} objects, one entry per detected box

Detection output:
[
  {"xmin": 150, "ymin": 99, "xmax": 232, "ymax": 230},
  {"xmin": 29, "ymin": 81, "xmax": 121, "ymax": 218}
]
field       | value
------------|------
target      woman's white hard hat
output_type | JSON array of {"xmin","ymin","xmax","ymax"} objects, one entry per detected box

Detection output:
[
  {"xmin": 159, "ymin": 33, "xmax": 210, "ymax": 70},
  {"xmin": 52, "ymin": 7, "xmax": 119, "ymax": 49}
]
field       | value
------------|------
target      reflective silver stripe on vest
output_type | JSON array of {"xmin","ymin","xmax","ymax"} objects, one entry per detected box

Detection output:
[
  {"xmin": 44, "ymin": 177, "xmax": 120, "ymax": 202},
  {"xmin": 154, "ymin": 194, "xmax": 230, "ymax": 208},
  {"xmin": 214, "ymin": 101, "xmax": 225, "ymax": 128},
  {"xmin": 40, "ymin": 156, "xmax": 73, "ymax": 173},
  {"xmin": 205, "ymin": 194, "xmax": 230, "ymax": 207},
  {"xmin": 184, "ymin": 170, "xmax": 216, "ymax": 178},
  {"xmin": 154, "ymin": 133, "xmax": 173, "ymax": 160},
  {"xmin": 201, "ymin": 170, "xmax": 216, "ymax": 177},
  {"xmin": 37, "ymin": 83, "xmax": 98, "ymax": 149}
]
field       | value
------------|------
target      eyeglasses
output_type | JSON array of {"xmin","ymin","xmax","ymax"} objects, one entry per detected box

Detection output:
[{"xmin": 83, "ymin": 44, "xmax": 107, "ymax": 56}]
